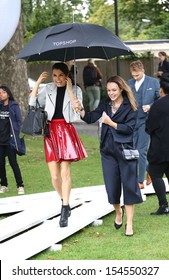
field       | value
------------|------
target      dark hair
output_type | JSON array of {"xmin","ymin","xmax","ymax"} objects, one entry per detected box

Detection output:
[
  {"xmin": 158, "ymin": 51, "xmax": 167, "ymax": 60},
  {"xmin": 52, "ymin": 62, "xmax": 69, "ymax": 76},
  {"xmin": 52, "ymin": 62, "xmax": 78, "ymax": 85},
  {"xmin": 160, "ymin": 73, "xmax": 169, "ymax": 94},
  {"xmin": 0, "ymin": 85, "xmax": 15, "ymax": 101}
]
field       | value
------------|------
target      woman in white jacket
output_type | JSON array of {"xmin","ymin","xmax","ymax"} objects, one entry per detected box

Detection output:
[{"xmin": 29, "ymin": 63, "xmax": 87, "ymax": 227}]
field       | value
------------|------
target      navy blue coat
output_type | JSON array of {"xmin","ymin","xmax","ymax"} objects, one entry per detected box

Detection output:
[
  {"xmin": 146, "ymin": 95, "xmax": 169, "ymax": 163},
  {"xmin": 128, "ymin": 75, "xmax": 160, "ymax": 126},
  {"xmin": 82, "ymin": 95, "xmax": 137, "ymax": 148},
  {"xmin": 0, "ymin": 100, "xmax": 22, "ymax": 151},
  {"xmin": 158, "ymin": 60, "xmax": 169, "ymax": 74},
  {"xmin": 128, "ymin": 75, "xmax": 160, "ymax": 107}
]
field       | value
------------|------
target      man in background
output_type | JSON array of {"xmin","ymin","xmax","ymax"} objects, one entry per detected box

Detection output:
[
  {"xmin": 83, "ymin": 59, "xmax": 103, "ymax": 111},
  {"xmin": 145, "ymin": 73, "xmax": 169, "ymax": 215},
  {"xmin": 128, "ymin": 60, "xmax": 160, "ymax": 189}
]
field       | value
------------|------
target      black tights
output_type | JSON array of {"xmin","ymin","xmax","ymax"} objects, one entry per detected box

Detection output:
[
  {"xmin": 0, "ymin": 145, "xmax": 24, "ymax": 187},
  {"xmin": 151, "ymin": 177, "xmax": 168, "ymax": 206},
  {"xmin": 149, "ymin": 162, "xmax": 169, "ymax": 206}
]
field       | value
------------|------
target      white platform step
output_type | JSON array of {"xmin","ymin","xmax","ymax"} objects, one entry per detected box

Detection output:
[
  {"xmin": 141, "ymin": 178, "xmax": 169, "ymax": 194},
  {"xmin": 0, "ymin": 194, "xmax": 113, "ymax": 260},
  {"xmin": 0, "ymin": 182, "xmax": 151, "ymax": 260},
  {"xmin": 0, "ymin": 185, "xmax": 105, "ymax": 214},
  {"xmin": 0, "ymin": 198, "xmax": 82, "ymax": 242}
]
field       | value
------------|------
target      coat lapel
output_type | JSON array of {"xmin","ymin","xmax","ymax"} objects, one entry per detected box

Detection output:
[
  {"xmin": 47, "ymin": 83, "xmax": 57, "ymax": 107},
  {"xmin": 63, "ymin": 89, "xmax": 70, "ymax": 110},
  {"xmin": 142, "ymin": 75, "xmax": 149, "ymax": 99}
]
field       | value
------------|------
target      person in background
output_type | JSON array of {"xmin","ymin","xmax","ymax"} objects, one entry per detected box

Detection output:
[
  {"xmin": 83, "ymin": 59, "xmax": 103, "ymax": 111},
  {"xmin": 0, "ymin": 85, "xmax": 25, "ymax": 195},
  {"xmin": 154, "ymin": 51, "xmax": 169, "ymax": 78},
  {"xmin": 73, "ymin": 75, "xmax": 143, "ymax": 236},
  {"xmin": 145, "ymin": 73, "xmax": 169, "ymax": 215},
  {"xmin": 29, "ymin": 62, "xmax": 87, "ymax": 228},
  {"xmin": 128, "ymin": 60, "xmax": 160, "ymax": 189},
  {"xmin": 66, "ymin": 60, "xmax": 78, "ymax": 82}
]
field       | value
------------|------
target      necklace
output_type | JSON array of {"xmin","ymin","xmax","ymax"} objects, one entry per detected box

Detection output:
[{"xmin": 110, "ymin": 101, "xmax": 120, "ymax": 113}]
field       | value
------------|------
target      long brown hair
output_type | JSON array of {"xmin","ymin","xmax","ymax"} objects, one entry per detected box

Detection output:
[{"xmin": 107, "ymin": 76, "xmax": 137, "ymax": 111}]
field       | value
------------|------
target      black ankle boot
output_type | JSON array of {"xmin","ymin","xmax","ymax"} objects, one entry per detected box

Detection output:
[
  {"xmin": 61, "ymin": 199, "xmax": 71, "ymax": 217},
  {"xmin": 68, "ymin": 205, "xmax": 71, "ymax": 217},
  {"xmin": 59, "ymin": 205, "xmax": 69, "ymax": 227},
  {"xmin": 150, "ymin": 204, "xmax": 169, "ymax": 215}
]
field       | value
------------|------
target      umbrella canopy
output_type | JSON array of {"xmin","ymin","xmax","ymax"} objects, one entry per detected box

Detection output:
[{"xmin": 17, "ymin": 22, "xmax": 133, "ymax": 62}]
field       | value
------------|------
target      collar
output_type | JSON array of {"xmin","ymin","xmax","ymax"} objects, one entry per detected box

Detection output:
[{"xmin": 135, "ymin": 74, "xmax": 145, "ymax": 85}]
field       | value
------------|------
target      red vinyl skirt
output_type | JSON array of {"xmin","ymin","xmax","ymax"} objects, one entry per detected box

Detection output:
[{"xmin": 44, "ymin": 119, "xmax": 88, "ymax": 163}]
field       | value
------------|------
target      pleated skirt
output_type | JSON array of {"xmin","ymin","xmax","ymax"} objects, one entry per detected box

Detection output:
[{"xmin": 44, "ymin": 119, "xmax": 88, "ymax": 163}]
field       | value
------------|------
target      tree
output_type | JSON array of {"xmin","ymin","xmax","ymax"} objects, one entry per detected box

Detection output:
[
  {"xmin": 87, "ymin": 0, "xmax": 115, "ymax": 32},
  {"xmin": 85, "ymin": 0, "xmax": 169, "ymax": 40},
  {"xmin": 118, "ymin": 0, "xmax": 169, "ymax": 40},
  {"xmin": 0, "ymin": 16, "xmax": 29, "ymax": 116},
  {"xmin": 22, "ymin": 0, "xmax": 86, "ymax": 44}
]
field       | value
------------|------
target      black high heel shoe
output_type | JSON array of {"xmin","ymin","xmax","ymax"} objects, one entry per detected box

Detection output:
[{"xmin": 114, "ymin": 207, "xmax": 124, "ymax": 230}]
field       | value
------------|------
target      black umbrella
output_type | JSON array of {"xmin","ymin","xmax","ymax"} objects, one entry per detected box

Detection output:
[{"xmin": 17, "ymin": 22, "xmax": 133, "ymax": 62}]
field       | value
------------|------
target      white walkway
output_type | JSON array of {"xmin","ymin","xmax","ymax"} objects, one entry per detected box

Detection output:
[{"xmin": 0, "ymin": 180, "xmax": 168, "ymax": 260}]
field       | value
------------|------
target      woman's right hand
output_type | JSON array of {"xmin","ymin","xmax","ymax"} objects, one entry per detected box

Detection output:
[
  {"xmin": 37, "ymin": 72, "xmax": 48, "ymax": 85},
  {"xmin": 72, "ymin": 98, "xmax": 81, "ymax": 111},
  {"xmin": 30, "ymin": 72, "xmax": 48, "ymax": 97}
]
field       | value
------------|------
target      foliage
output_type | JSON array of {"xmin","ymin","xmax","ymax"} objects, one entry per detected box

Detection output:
[
  {"xmin": 86, "ymin": 0, "xmax": 169, "ymax": 40},
  {"xmin": 21, "ymin": 0, "xmax": 87, "ymax": 44},
  {"xmin": 87, "ymin": 0, "xmax": 115, "ymax": 33},
  {"xmin": 21, "ymin": 0, "xmax": 169, "ymax": 43},
  {"xmin": 118, "ymin": 0, "xmax": 169, "ymax": 40}
]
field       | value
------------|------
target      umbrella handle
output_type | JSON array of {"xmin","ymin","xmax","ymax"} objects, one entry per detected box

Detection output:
[{"xmin": 69, "ymin": 92, "xmax": 79, "ymax": 113}]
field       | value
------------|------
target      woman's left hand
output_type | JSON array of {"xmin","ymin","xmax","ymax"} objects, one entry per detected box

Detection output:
[
  {"xmin": 102, "ymin": 112, "xmax": 111, "ymax": 125},
  {"xmin": 66, "ymin": 77, "xmax": 73, "ymax": 92},
  {"xmin": 102, "ymin": 111, "xmax": 117, "ymax": 129}
]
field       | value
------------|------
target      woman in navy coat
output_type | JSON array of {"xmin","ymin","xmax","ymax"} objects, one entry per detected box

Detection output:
[
  {"xmin": 146, "ymin": 73, "xmax": 169, "ymax": 215},
  {"xmin": 74, "ymin": 76, "xmax": 143, "ymax": 236}
]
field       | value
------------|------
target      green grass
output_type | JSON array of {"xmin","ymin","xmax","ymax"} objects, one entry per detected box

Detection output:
[
  {"xmin": 1, "ymin": 134, "xmax": 169, "ymax": 260},
  {"xmin": 30, "ymin": 193, "xmax": 169, "ymax": 260},
  {"xmin": 3, "ymin": 134, "xmax": 103, "ymax": 196}
]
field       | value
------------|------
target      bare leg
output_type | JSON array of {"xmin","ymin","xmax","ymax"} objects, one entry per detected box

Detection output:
[
  {"xmin": 125, "ymin": 204, "xmax": 134, "ymax": 235},
  {"xmin": 48, "ymin": 161, "xmax": 71, "ymax": 227},
  {"xmin": 48, "ymin": 161, "xmax": 62, "ymax": 198},
  {"xmin": 113, "ymin": 204, "xmax": 123, "ymax": 225},
  {"xmin": 60, "ymin": 161, "xmax": 71, "ymax": 205}
]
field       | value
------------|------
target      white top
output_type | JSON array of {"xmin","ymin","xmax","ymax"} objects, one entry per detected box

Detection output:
[{"xmin": 135, "ymin": 74, "xmax": 145, "ymax": 91}]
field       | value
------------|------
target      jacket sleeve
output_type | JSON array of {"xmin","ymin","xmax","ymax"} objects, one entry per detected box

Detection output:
[
  {"xmin": 13, "ymin": 103, "xmax": 22, "ymax": 132},
  {"xmin": 29, "ymin": 86, "xmax": 46, "ymax": 107},
  {"xmin": 154, "ymin": 79, "xmax": 160, "ymax": 101},
  {"xmin": 81, "ymin": 100, "xmax": 105, "ymax": 123},
  {"xmin": 96, "ymin": 67, "xmax": 103, "ymax": 79},
  {"xmin": 145, "ymin": 103, "xmax": 159, "ymax": 134},
  {"xmin": 68, "ymin": 85, "xmax": 83, "ymax": 122},
  {"xmin": 115, "ymin": 109, "xmax": 137, "ymax": 136}
]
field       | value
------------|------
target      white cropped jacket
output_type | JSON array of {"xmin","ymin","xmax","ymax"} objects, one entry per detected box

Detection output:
[{"xmin": 29, "ymin": 82, "xmax": 83, "ymax": 123}]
